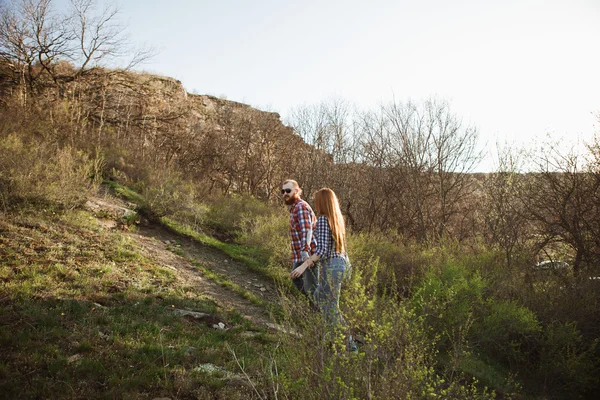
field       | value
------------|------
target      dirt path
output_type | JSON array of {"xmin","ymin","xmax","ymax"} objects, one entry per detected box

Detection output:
[
  {"xmin": 139, "ymin": 224, "xmax": 279, "ymax": 304},
  {"xmin": 129, "ymin": 224, "xmax": 280, "ymax": 327},
  {"xmin": 86, "ymin": 196, "xmax": 282, "ymax": 328}
]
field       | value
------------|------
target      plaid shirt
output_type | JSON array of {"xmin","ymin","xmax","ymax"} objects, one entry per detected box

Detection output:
[
  {"xmin": 289, "ymin": 198, "xmax": 317, "ymax": 263},
  {"xmin": 315, "ymin": 215, "xmax": 346, "ymax": 260}
]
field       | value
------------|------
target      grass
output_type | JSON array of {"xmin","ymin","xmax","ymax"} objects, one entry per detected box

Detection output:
[
  {"xmin": 161, "ymin": 216, "xmax": 292, "ymax": 289},
  {"xmin": 161, "ymin": 218, "xmax": 288, "ymax": 320},
  {"xmin": 103, "ymin": 180, "xmax": 287, "ymax": 283},
  {"xmin": 189, "ymin": 261, "xmax": 266, "ymax": 307},
  {"xmin": 0, "ymin": 206, "xmax": 277, "ymax": 399},
  {"xmin": 103, "ymin": 180, "xmax": 145, "ymax": 205}
]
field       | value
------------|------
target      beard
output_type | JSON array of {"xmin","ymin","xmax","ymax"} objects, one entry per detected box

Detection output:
[{"xmin": 284, "ymin": 193, "xmax": 298, "ymax": 205}]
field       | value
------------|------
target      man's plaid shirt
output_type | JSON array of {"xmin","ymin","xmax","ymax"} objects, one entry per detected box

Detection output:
[{"xmin": 289, "ymin": 198, "xmax": 317, "ymax": 264}]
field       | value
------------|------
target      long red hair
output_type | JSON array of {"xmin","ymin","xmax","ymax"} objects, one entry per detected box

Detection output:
[{"xmin": 314, "ymin": 188, "xmax": 346, "ymax": 253}]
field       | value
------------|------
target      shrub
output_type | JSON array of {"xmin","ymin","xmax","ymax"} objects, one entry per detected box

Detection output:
[
  {"xmin": 347, "ymin": 231, "xmax": 431, "ymax": 297},
  {"xmin": 270, "ymin": 262, "xmax": 497, "ymax": 399},
  {"xmin": 476, "ymin": 300, "xmax": 541, "ymax": 366},
  {"xmin": 205, "ymin": 194, "xmax": 275, "ymax": 240},
  {"xmin": 0, "ymin": 134, "xmax": 100, "ymax": 210},
  {"xmin": 538, "ymin": 321, "xmax": 600, "ymax": 396},
  {"xmin": 238, "ymin": 210, "xmax": 289, "ymax": 267},
  {"xmin": 409, "ymin": 260, "xmax": 529, "ymax": 395}
]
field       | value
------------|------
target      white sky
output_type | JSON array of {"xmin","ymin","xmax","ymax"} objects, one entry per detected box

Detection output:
[{"xmin": 55, "ymin": 0, "xmax": 600, "ymax": 170}]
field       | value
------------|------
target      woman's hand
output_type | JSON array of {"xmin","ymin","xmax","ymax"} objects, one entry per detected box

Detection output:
[{"xmin": 290, "ymin": 262, "xmax": 309, "ymax": 279}]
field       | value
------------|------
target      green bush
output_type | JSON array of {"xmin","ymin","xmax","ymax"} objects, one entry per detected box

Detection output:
[
  {"xmin": 271, "ymin": 262, "xmax": 497, "ymax": 399},
  {"xmin": 409, "ymin": 260, "xmax": 527, "ymax": 395},
  {"xmin": 0, "ymin": 134, "xmax": 100, "ymax": 210},
  {"xmin": 205, "ymin": 194, "xmax": 274, "ymax": 240},
  {"xmin": 347, "ymin": 231, "xmax": 431, "ymax": 297},
  {"xmin": 238, "ymin": 210, "xmax": 289, "ymax": 267},
  {"xmin": 538, "ymin": 321, "xmax": 600, "ymax": 396},
  {"xmin": 476, "ymin": 300, "xmax": 540, "ymax": 365},
  {"xmin": 411, "ymin": 261, "xmax": 488, "ymax": 338},
  {"xmin": 138, "ymin": 168, "xmax": 197, "ymax": 219}
]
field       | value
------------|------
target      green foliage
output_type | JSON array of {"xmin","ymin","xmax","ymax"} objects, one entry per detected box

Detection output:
[
  {"xmin": 477, "ymin": 300, "xmax": 540, "ymax": 364},
  {"xmin": 270, "ymin": 260, "xmax": 497, "ymax": 399},
  {"xmin": 0, "ymin": 134, "xmax": 101, "ymax": 210},
  {"xmin": 538, "ymin": 321, "xmax": 600, "ymax": 395},
  {"xmin": 238, "ymin": 208, "xmax": 290, "ymax": 267},
  {"xmin": 348, "ymin": 231, "xmax": 432, "ymax": 296},
  {"xmin": 412, "ymin": 261, "xmax": 488, "ymax": 336},
  {"xmin": 136, "ymin": 168, "xmax": 198, "ymax": 219},
  {"xmin": 410, "ymin": 260, "xmax": 530, "ymax": 395},
  {"xmin": 104, "ymin": 179, "xmax": 145, "ymax": 204},
  {"xmin": 206, "ymin": 194, "xmax": 275, "ymax": 240}
]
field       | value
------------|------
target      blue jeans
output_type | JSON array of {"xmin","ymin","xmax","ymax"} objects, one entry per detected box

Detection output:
[{"xmin": 314, "ymin": 256, "xmax": 347, "ymax": 326}]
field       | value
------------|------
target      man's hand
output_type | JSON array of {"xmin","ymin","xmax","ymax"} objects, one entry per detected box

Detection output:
[{"xmin": 300, "ymin": 251, "xmax": 309, "ymax": 261}]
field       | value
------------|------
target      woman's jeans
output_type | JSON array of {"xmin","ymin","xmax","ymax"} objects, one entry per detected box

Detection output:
[{"xmin": 314, "ymin": 256, "xmax": 347, "ymax": 326}]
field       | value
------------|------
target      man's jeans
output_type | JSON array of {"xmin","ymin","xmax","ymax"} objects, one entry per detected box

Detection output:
[
  {"xmin": 314, "ymin": 256, "xmax": 347, "ymax": 326},
  {"xmin": 291, "ymin": 260, "xmax": 319, "ymax": 298}
]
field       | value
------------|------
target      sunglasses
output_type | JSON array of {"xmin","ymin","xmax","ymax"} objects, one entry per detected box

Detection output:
[{"xmin": 281, "ymin": 188, "xmax": 292, "ymax": 194}]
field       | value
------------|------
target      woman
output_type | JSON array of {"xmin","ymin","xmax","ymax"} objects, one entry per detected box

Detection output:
[{"xmin": 290, "ymin": 188, "xmax": 356, "ymax": 350}]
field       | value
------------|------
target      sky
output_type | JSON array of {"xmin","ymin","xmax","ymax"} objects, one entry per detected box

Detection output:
[{"xmin": 54, "ymin": 0, "xmax": 600, "ymax": 171}]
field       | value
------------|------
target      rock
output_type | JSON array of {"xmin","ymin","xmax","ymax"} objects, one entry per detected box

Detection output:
[
  {"xmin": 97, "ymin": 219, "xmax": 118, "ymax": 229},
  {"xmin": 265, "ymin": 322, "xmax": 302, "ymax": 338},
  {"xmin": 84, "ymin": 198, "xmax": 135, "ymax": 219},
  {"xmin": 67, "ymin": 354, "xmax": 82, "ymax": 364},
  {"xmin": 193, "ymin": 363, "xmax": 246, "ymax": 383},
  {"xmin": 170, "ymin": 308, "xmax": 210, "ymax": 320},
  {"xmin": 212, "ymin": 322, "xmax": 226, "ymax": 330},
  {"xmin": 240, "ymin": 331, "xmax": 261, "ymax": 339}
]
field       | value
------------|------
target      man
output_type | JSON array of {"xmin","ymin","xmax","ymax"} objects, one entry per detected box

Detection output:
[{"xmin": 281, "ymin": 179, "xmax": 318, "ymax": 298}]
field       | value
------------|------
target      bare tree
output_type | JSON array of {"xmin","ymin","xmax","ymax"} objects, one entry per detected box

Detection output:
[
  {"xmin": 382, "ymin": 98, "xmax": 481, "ymax": 241},
  {"xmin": 483, "ymin": 143, "xmax": 529, "ymax": 270},
  {"xmin": 521, "ymin": 142, "xmax": 600, "ymax": 275},
  {"xmin": 0, "ymin": 0, "xmax": 153, "ymax": 97}
]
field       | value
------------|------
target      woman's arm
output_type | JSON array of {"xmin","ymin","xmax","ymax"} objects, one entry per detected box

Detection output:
[
  {"xmin": 290, "ymin": 253, "xmax": 320, "ymax": 278},
  {"xmin": 290, "ymin": 216, "xmax": 329, "ymax": 278}
]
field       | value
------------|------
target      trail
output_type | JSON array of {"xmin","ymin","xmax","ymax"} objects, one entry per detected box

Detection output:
[{"xmin": 86, "ymin": 196, "xmax": 281, "ymax": 328}]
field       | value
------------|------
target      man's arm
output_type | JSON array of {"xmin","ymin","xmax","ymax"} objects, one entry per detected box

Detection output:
[{"xmin": 297, "ymin": 203, "xmax": 313, "ymax": 260}]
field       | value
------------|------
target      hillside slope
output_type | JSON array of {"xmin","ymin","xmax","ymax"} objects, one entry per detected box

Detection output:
[{"xmin": 0, "ymin": 189, "xmax": 283, "ymax": 399}]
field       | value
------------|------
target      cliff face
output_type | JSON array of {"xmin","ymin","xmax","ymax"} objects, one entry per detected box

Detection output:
[
  {"xmin": 0, "ymin": 61, "xmax": 287, "ymax": 136},
  {"xmin": 0, "ymin": 62, "xmax": 325, "ymax": 199},
  {"xmin": 71, "ymin": 69, "xmax": 288, "ymax": 135}
]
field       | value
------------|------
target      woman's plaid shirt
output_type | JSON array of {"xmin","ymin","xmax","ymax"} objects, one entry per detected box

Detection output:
[
  {"xmin": 315, "ymin": 215, "xmax": 345, "ymax": 260},
  {"xmin": 289, "ymin": 199, "xmax": 317, "ymax": 263}
]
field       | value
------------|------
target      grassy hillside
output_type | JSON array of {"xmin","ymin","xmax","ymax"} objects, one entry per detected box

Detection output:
[{"xmin": 0, "ymin": 203, "xmax": 278, "ymax": 399}]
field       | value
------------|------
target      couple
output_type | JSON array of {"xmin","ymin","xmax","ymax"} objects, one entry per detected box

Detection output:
[{"xmin": 282, "ymin": 179, "xmax": 355, "ymax": 350}]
